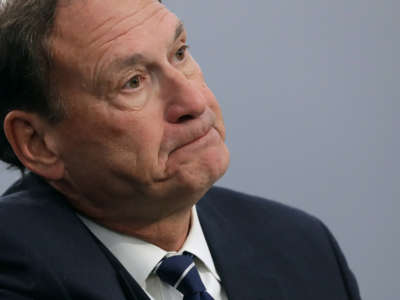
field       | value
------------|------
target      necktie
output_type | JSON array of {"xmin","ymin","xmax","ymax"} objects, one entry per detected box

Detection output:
[{"xmin": 156, "ymin": 252, "xmax": 215, "ymax": 300}]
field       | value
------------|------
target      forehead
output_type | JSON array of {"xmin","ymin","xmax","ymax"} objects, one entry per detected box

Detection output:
[{"xmin": 52, "ymin": 0, "xmax": 179, "ymax": 61}]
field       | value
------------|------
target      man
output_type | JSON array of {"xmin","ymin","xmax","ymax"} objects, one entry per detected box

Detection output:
[{"xmin": 0, "ymin": 0, "xmax": 361, "ymax": 299}]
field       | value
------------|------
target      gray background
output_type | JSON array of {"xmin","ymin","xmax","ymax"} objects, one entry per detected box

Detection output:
[{"xmin": 0, "ymin": 0, "xmax": 398, "ymax": 299}]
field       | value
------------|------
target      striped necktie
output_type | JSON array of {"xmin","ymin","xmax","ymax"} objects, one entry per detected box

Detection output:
[{"xmin": 156, "ymin": 252, "xmax": 215, "ymax": 300}]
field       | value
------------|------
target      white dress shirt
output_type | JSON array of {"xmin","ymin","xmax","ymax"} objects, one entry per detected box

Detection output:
[{"xmin": 79, "ymin": 207, "xmax": 228, "ymax": 300}]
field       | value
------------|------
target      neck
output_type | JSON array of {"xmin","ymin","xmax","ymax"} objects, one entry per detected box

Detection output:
[
  {"xmin": 49, "ymin": 178, "xmax": 197, "ymax": 251},
  {"xmin": 95, "ymin": 207, "xmax": 192, "ymax": 251}
]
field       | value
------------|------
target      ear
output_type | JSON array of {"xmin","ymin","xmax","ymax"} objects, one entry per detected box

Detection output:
[{"xmin": 3, "ymin": 110, "xmax": 64, "ymax": 180}]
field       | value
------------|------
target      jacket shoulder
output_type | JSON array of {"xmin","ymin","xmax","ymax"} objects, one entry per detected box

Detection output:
[
  {"xmin": 200, "ymin": 186, "xmax": 323, "ymax": 231},
  {"xmin": 0, "ymin": 174, "xmax": 127, "ymax": 300},
  {"xmin": 198, "ymin": 186, "xmax": 361, "ymax": 300}
]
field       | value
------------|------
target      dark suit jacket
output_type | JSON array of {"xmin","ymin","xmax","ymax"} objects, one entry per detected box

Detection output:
[{"xmin": 0, "ymin": 173, "xmax": 361, "ymax": 300}]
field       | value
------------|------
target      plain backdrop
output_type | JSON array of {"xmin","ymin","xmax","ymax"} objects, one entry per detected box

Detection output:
[{"xmin": 0, "ymin": 1, "xmax": 398, "ymax": 299}]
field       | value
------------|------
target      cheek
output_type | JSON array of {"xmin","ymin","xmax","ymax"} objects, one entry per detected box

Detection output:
[
  {"xmin": 106, "ymin": 113, "xmax": 163, "ymax": 154},
  {"xmin": 58, "ymin": 105, "xmax": 163, "ymax": 162},
  {"xmin": 200, "ymin": 84, "xmax": 226, "ymax": 139}
]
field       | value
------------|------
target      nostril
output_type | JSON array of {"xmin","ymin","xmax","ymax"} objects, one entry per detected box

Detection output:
[{"xmin": 177, "ymin": 114, "xmax": 194, "ymax": 123}]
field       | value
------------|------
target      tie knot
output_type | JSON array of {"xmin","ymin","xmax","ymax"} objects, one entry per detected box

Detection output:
[{"xmin": 156, "ymin": 253, "xmax": 214, "ymax": 299}]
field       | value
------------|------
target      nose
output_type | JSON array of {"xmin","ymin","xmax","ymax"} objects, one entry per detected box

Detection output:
[{"xmin": 163, "ymin": 70, "xmax": 207, "ymax": 124}]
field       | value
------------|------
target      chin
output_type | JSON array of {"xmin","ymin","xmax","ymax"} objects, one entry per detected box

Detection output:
[
  {"xmin": 171, "ymin": 144, "xmax": 230, "ymax": 194},
  {"xmin": 143, "ymin": 145, "xmax": 229, "ymax": 213}
]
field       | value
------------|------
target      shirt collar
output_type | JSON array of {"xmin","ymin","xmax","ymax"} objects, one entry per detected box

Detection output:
[
  {"xmin": 181, "ymin": 206, "xmax": 221, "ymax": 281},
  {"xmin": 78, "ymin": 206, "xmax": 220, "ymax": 289}
]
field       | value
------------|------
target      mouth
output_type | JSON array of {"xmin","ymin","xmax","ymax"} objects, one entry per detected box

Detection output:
[
  {"xmin": 170, "ymin": 126, "xmax": 214, "ymax": 155},
  {"xmin": 160, "ymin": 107, "xmax": 221, "ymax": 158}
]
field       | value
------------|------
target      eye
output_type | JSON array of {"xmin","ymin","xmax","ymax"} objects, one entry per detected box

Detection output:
[
  {"xmin": 123, "ymin": 74, "xmax": 143, "ymax": 90},
  {"xmin": 175, "ymin": 45, "xmax": 189, "ymax": 61}
]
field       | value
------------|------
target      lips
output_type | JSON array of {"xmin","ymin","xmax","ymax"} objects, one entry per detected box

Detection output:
[
  {"xmin": 162, "ymin": 108, "xmax": 217, "ymax": 155},
  {"xmin": 172, "ymin": 126, "xmax": 213, "ymax": 153}
]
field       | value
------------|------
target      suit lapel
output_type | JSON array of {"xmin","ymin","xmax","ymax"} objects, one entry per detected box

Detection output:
[
  {"xmin": 90, "ymin": 230, "xmax": 152, "ymax": 300},
  {"xmin": 197, "ymin": 197, "xmax": 287, "ymax": 300},
  {"xmin": 4, "ymin": 173, "xmax": 151, "ymax": 300}
]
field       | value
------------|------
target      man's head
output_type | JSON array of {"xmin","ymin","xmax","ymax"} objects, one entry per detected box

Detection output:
[{"xmin": 1, "ymin": 0, "xmax": 229, "ymax": 223}]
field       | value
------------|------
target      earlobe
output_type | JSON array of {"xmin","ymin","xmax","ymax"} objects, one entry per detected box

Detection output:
[{"xmin": 3, "ymin": 111, "xmax": 64, "ymax": 180}]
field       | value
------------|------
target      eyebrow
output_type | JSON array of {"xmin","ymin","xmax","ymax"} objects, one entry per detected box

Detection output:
[
  {"xmin": 109, "ymin": 21, "xmax": 185, "ymax": 73},
  {"xmin": 174, "ymin": 21, "xmax": 185, "ymax": 42},
  {"xmin": 94, "ymin": 21, "xmax": 186, "ymax": 96}
]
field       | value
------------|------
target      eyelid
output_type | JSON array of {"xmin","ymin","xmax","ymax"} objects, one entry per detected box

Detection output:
[
  {"xmin": 181, "ymin": 44, "xmax": 190, "ymax": 50},
  {"xmin": 178, "ymin": 44, "xmax": 190, "ymax": 53},
  {"xmin": 173, "ymin": 44, "xmax": 190, "ymax": 62},
  {"xmin": 121, "ymin": 73, "xmax": 146, "ymax": 92}
]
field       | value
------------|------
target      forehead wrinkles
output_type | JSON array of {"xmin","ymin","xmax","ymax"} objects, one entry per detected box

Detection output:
[
  {"xmin": 88, "ymin": 2, "xmax": 164, "ymax": 49},
  {"xmin": 51, "ymin": 0, "xmax": 172, "ymax": 94},
  {"xmin": 53, "ymin": 0, "xmax": 163, "ymax": 46},
  {"xmin": 90, "ymin": 9, "xmax": 173, "ymax": 98}
]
